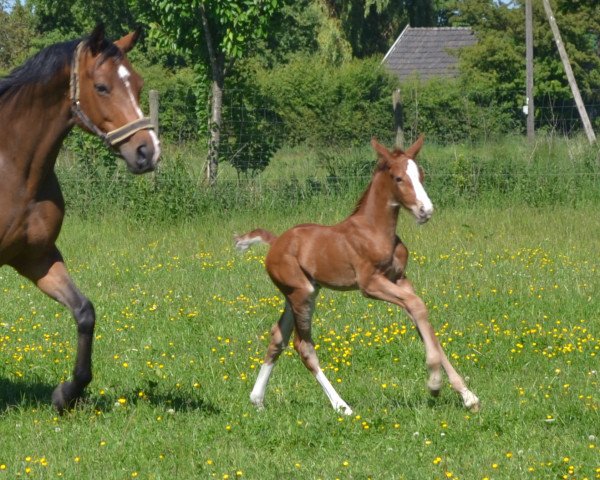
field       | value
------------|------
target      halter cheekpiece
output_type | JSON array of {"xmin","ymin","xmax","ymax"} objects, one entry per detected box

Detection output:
[{"xmin": 70, "ymin": 41, "xmax": 154, "ymax": 147}]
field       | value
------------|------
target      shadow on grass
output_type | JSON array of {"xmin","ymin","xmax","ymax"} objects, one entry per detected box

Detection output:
[
  {"xmin": 0, "ymin": 377, "xmax": 55, "ymax": 413},
  {"xmin": 90, "ymin": 389, "xmax": 220, "ymax": 415},
  {"xmin": 0, "ymin": 377, "xmax": 220, "ymax": 416}
]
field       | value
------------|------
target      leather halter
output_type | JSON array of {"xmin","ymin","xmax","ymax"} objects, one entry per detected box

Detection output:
[{"xmin": 69, "ymin": 42, "xmax": 154, "ymax": 147}]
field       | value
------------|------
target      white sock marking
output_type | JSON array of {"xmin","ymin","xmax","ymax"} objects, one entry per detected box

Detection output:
[
  {"xmin": 250, "ymin": 363, "xmax": 274, "ymax": 407},
  {"xmin": 315, "ymin": 369, "xmax": 353, "ymax": 415}
]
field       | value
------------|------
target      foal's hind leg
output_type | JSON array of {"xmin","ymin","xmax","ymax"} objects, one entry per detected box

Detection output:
[
  {"xmin": 250, "ymin": 301, "xmax": 294, "ymax": 409},
  {"xmin": 289, "ymin": 289, "xmax": 353, "ymax": 415},
  {"xmin": 12, "ymin": 247, "xmax": 95, "ymax": 412}
]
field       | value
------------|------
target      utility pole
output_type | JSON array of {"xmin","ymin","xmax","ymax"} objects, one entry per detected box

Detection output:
[
  {"xmin": 542, "ymin": 0, "xmax": 596, "ymax": 144},
  {"xmin": 525, "ymin": 0, "xmax": 534, "ymax": 141}
]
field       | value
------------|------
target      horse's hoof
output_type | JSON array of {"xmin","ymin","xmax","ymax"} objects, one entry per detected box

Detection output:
[
  {"xmin": 51, "ymin": 382, "xmax": 81, "ymax": 414},
  {"xmin": 52, "ymin": 384, "xmax": 68, "ymax": 413}
]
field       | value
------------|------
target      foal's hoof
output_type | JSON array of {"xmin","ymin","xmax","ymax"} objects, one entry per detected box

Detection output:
[
  {"xmin": 249, "ymin": 395, "xmax": 265, "ymax": 411},
  {"xmin": 334, "ymin": 403, "xmax": 353, "ymax": 416},
  {"xmin": 51, "ymin": 382, "xmax": 81, "ymax": 414},
  {"xmin": 428, "ymin": 387, "xmax": 442, "ymax": 398},
  {"xmin": 461, "ymin": 390, "xmax": 481, "ymax": 413}
]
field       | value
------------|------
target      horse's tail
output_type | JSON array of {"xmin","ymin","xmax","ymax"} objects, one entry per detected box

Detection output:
[{"xmin": 234, "ymin": 228, "xmax": 278, "ymax": 252}]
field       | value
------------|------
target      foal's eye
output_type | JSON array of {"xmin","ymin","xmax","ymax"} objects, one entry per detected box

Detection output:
[
  {"xmin": 395, "ymin": 176, "xmax": 403, "ymax": 183},
  {"xmin": 94, "ymin": 84, "xmax": 110, "ymax": 95}
]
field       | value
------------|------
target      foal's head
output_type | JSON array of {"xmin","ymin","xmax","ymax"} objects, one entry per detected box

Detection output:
[
  {"xmin": 371, "ymin": 136, "xmax": 433, "ymax": 224},
  {"xmin": 73, "ymin": 25, "xmax": 160, "ymax": 173}
]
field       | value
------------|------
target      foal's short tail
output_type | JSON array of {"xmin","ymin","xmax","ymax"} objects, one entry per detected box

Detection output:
[{"xmin": 234, "ymin": 228, "xmax": 278, "ymax": 252}]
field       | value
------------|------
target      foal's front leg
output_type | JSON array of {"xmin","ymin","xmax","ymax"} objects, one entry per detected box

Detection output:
[
  {"xmin": 363, "ymin": 274, "xmax": 480, "ymax": 411},
  {"xmin": 12, "ymin": 247, "xmax": 95, "ymax": 412}
]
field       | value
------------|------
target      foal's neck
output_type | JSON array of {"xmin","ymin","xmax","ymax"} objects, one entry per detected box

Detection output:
[{"xmin": 351, "ymin": 171, "xmax": 400, "ymax": 236}]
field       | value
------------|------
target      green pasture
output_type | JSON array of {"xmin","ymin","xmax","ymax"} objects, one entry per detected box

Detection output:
[
  {"xmin": 0, "ymin": 201, "xmax": 598, "ymax": 479},
  {"xmin": 1, "ymin": 135, "xmax": 599, "ymax": 479}
]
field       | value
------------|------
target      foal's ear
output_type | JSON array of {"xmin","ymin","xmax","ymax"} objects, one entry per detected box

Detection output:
[
  {"xmin": 88, "ymin": 24, "xmax": 106, "ymax": 56},
  {"xmin": 405, "ymin": 134, "xmax": 425, "ymax": 159},
  {"xmin": 115, "ymin": 27, "xmax": 141, "ymax": 54},
  {"xmin": 371, "ymin": 138, "xmax": 392, "ymax": 159}
]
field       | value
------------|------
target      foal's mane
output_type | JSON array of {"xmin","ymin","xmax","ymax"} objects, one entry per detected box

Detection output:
[
  {"xmin": 351, "ymin": 147, "xmax": 404, "ymax": 214},
  {"xmin": 0, "ymin": 35, "xmax": 122, "ymax": 103}
]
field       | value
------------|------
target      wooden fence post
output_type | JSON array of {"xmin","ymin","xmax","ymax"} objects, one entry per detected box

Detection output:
[
  {"xmin": 542, "ymin": 0, "xmax": 596, "ymax": 144},
  {"xmin": 392, "ymin": 88, "xmax": 404, "ymax": 148},
  {"xmin": 525, "ymin": 0, "xmax": 535, "ymax": 142},
  {"xmin": 149, "ymin": 89, "xmax": 159, "ymax": 136}
]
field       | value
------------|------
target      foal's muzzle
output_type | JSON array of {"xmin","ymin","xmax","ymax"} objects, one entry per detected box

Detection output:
[{"xmin": 412, "ymin": 202, "xmax": 434, "ymax": 224}]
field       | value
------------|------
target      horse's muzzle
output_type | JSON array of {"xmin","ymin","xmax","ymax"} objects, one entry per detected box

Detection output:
[{"xmin": 119, "ymin": 132, "xmax": 161, "ymax": 174}]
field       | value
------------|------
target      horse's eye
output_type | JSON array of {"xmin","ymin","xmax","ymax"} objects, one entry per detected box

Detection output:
[
  {"xmin": 94, "ymin": 84, "xmax": 110, "ymax": 95},
  {"xmin": 395, "ymin": 176, "xmax": 403, "ymax": 183}
]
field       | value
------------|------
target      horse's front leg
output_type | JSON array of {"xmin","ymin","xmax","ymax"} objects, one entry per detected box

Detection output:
[{"xmin": 12, "ymin": 246, "xmax": 95, "ymax": 412}]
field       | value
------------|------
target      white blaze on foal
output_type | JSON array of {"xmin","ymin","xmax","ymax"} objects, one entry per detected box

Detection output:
[{"xmin": 406, "ymin": 159, "xmax": 433, "ymax": 222}]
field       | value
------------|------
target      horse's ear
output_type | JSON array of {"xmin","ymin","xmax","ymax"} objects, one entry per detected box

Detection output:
[
  {"xmin": 114, "ymin": 27, "xmax": 141, "ymax": 54},
  {"xmin": 88, "ymin": 24, "xmax": 106, "ymax": 55},
  {"xmin": 405, "ymin": 134, "xmax": 425, "ymax": 159}
]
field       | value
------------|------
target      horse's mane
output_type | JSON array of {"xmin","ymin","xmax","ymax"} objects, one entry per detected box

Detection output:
[{"xmin": 0, "ymin": 36, "xmax": 122, "ymax": 102}]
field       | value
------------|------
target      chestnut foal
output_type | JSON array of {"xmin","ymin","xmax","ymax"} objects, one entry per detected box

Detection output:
[{"xmin": 236, "ymin": 137, "xmax": 480, "ymax": 414}]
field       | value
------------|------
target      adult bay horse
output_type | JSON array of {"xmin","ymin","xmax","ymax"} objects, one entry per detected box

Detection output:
[
  {"xmin": 0, "ymin": 25, "xmax": 160, "ymax": 411},
  {"xmin": 235, "ymin": 137, "xmax": 480, "ymax": 414}
]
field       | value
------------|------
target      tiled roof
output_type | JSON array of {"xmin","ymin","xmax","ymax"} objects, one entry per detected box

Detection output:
[{"xmin": 382, "ymin": 26, "xmax": 477, "ymax": 81}]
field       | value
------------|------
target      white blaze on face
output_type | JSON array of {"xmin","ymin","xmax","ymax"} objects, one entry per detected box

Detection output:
[
  {"xmin": 117, "ymin": 64, "xmax": 161, "ymax": 163},
  {"xmin": 117, "ymin": 64, "xmax": 143, "ymax": 118},
  {"xmin": 406, "ymin": 159, "xmax": 433, "ymax": 220}
]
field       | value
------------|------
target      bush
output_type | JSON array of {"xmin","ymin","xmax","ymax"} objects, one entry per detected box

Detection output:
[
  {"xmin": 398, "ymin": 77, "xmax": 520, "ymax": 144},
  {"xmin": 256, "ymin": 54, "xmax": 398, "ymax": 146}
]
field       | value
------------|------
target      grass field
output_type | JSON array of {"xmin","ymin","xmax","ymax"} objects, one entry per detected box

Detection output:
[{"xmin": 0, "ymin": 201, "xmax": 598, "ymax": 479}]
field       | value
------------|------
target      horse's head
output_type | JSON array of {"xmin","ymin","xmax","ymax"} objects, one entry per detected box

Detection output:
[
  {"xmin": 71, "ymin": 25, "xmax": 160, "ymax": 174},
  {"xmin": 371, "ymin": 135, "xmax": 433, "ymax": 224}
]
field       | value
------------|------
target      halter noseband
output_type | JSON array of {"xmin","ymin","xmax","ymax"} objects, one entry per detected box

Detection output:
[{"xmin": 70, "ymin": 42, "xmax": 154, "ymax": 147}]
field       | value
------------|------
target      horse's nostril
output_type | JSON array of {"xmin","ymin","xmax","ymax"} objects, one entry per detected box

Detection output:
[{"xmin": 136, "ymin": 144, "xmax": 148, "ymax": 165}]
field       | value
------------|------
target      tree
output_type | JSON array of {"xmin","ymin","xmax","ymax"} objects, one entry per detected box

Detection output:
[
  {"xmin": 0, "ymin": 1, "xmax": 35, "ymax": 70},
  {"xmin": 149, "ymin": 0, "xmax": 279, "ymax": 185},
  {"xmin": 451, "ymin": 0, "xmax": 600, "ymax": 133},
  {"xmin": 26, "ymin": 0, "xmax": 149, "ymax": 39}
]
